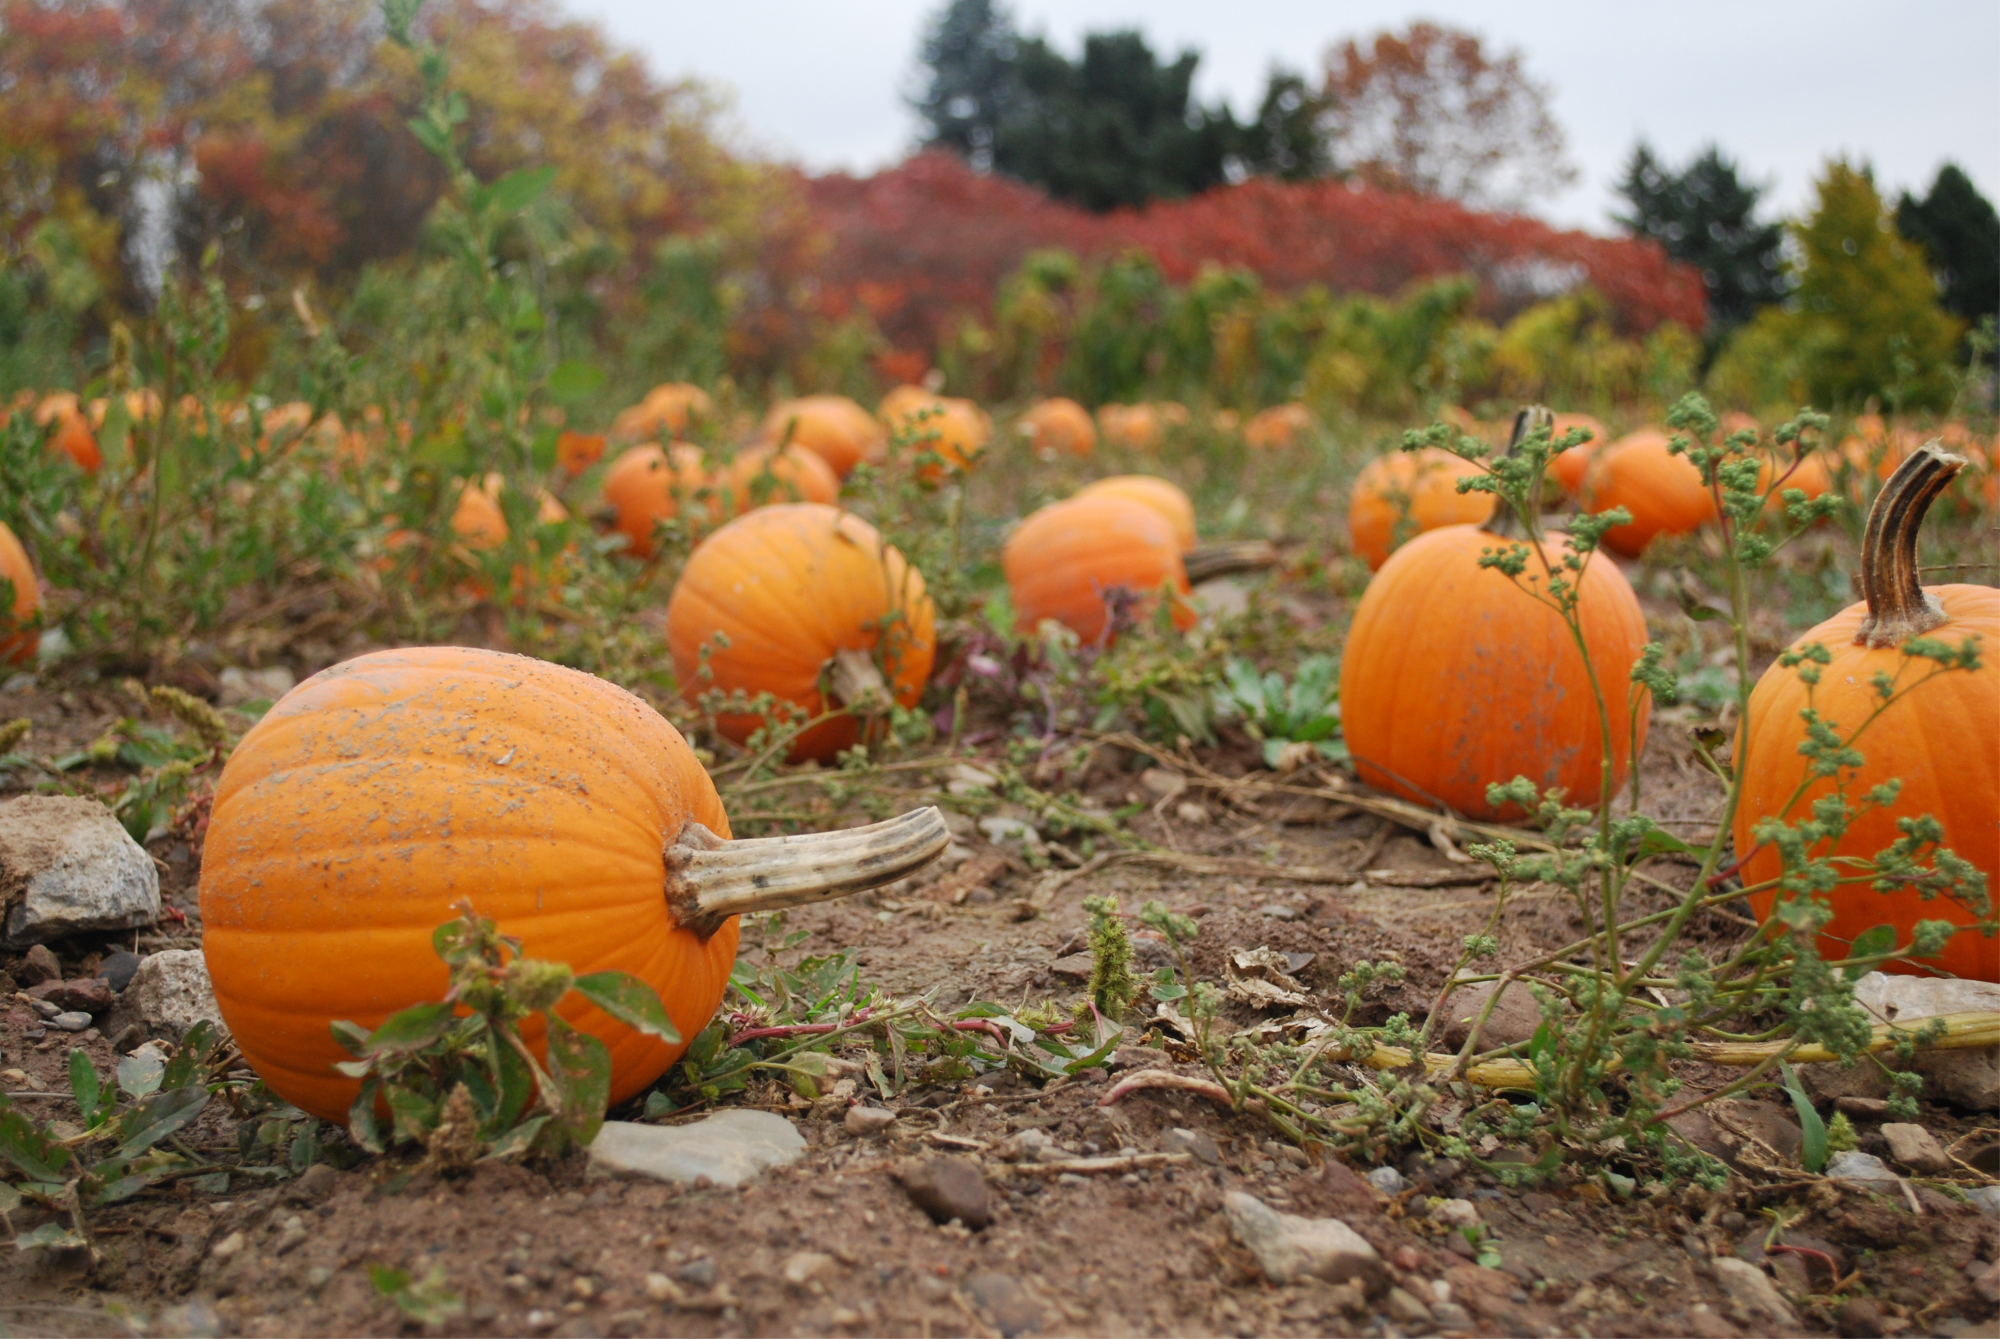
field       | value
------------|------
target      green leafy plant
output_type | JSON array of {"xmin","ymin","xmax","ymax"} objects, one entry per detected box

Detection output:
[
  {"xmin": 334, "ymin": 901, "xmax": 680, "ymax": 1162},
  {"xmin": 1218, "ymin": 653, "xmax": 1346, "ymax": 768},
  {"xmin": 370, "ymin": 1262, "xmax": 467, "ymax": 1324}
]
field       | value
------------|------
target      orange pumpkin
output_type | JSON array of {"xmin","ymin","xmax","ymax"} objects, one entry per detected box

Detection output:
[
  {"xmin": 1020, "ymin": 398, "xmax": 1098, "ymax": 460},
  {"xmin": 763, "ymin": 396, "xmax": 886, "ymax": 478},
  {"xmin": 556, "ymin": 430, "xmax": 607, "ymax": 476},
  {"xmin": 602, "ymin": 443, "xmax": 710, "ymax": 558},
  {"xmin": 1757, "ymin": 449, "xmax": 1836, "ymax": 520},
  {"xmin": 0, "ymin": 521, "xmax": 40, "ymax": 665},
  {"xmin": 450, "ymin": 475, "xmax": 510, "ymax": 551},
  {"xmin": 712, "ymin": 444, "xmax": 841, "ymax": 520},
  {"xmin": 881, "ymin": 390, "xmax": 989, "ymax": 477},
  {"xmin": 1347, "ymin": 448, "xmax": 1494, "ymax": 570},
  {"xmin": 612, "ymin": 383, "xmax": 712, "ymax": 443},
  {"xmin": 666, "ymin": 504, "xmax": 936, "ymax": 763},
  {"xmin": 1003, "ymin": 494, "xmax": 1195, "ymax": 645},
  {"xmin": 1242, "ymin": 403, "xmax": 1312, "ymax": 451},
  {"xmin": 1581, "ymin": 428, "xmax": 1717, "ymax": 556},
  {"xmin": 1545, "ymin": 412, "xmax": 1609, "ymax": 495},
  {"xmin": 1736, "ymin": 445, "xmax": 1997, "ymax": 981},
  {"xmin": 1097, "ymin": 403, "xmax": 1164, "ymax": 453},
  {"xmin": 1340, "ymin": 523, "xmax": 1652, "ymax": 818},
  {"xmin": 1076, "ymin": 475, "xmax": 1197, "ymax": 552},
  {"xmin": 200, "ymin": 646, "xmax": 949, "ymax": 1122},
  {"xmin": 35, "ymin": 394, "xmax": 101, "ymax": 472}
]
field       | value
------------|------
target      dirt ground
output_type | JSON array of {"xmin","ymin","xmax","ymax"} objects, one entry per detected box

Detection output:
[{"xmin": 2, "ymin": 581, "xmax": 1998, "ymax": 1339}]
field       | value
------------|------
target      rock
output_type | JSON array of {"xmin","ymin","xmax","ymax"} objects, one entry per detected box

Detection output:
[
  {"xmin": 96, "ymin": 951, "xmax": 142, "ymax": 993},
  {"xmin": 895, "ymin": 1156, "xmax": 992, "ymax": 1229},
  {"xmin": 1879, "ymin": 1123, "xmax": 1950, "ymax": 1175},
  {"xmin": 1223, "ymin": 1191, "xmax": 1386, "ymax": 1290},
  {"xmin": 0, "ymin": 796, "xmax": 161, "ymax": 947},
  {"xmin": 1811, "ymin": 972, "xmax": 2000, "ymax": 1113},
  {"xmin": 18, "ymin": 943, "xmax": 60, "ymax": 986},
  {"xmin": 1967, "ymin": 1186, "xmax": 2000, "ymax": 1219},
  {"xmin": 1825, "ymin": 1151, "xmax": 1899, "ymax": 1184},
  {"xmin": 107, "ymin": 950, "xmax": 222, "ymax": 1040},
  {"xmin": 1836, "ymin": 1297, "xmax": 1885, "ymax": 1338},
  {"xmin": 27, "ymin": 976, "xmax": 114, "ymax": 1014},
  {"xmin": 642, "ymin": 1273, "xmax": 680, "ymax": 1304},
  {"xmin": 283, "ymin": 1163, "xmax": 341, "ymax": 1204},
  {"xmin": 1384, "ymin": 1287, "xmax": 1433, "ymax": 1326},
  {"xmin": 780, "ymin": 1251, "xmax": 834, "ymax": 1286},
  {"xmin": 586, "ymin": 1111, "xmax": 804, "ymax": 1188},
  {"xmin": 217, "ymin": 665, "xmax": 294, "ymax": 708},
  {"xmin": 1162, "ymin": 1127, "xmax": 1220, "ymax": 1166},
  {"xmin": 1049, "ymin": 953, "xmax": 1094, "ymax": 981},
  {"xmin": 964, "ymin": 1271, "xmax": 1041, "ymax": 1338},
  {"xmin": 273, "ymin": 1215, "xmax": 309, "ymax": 1256},
  {"xmin": 1429, "ymin": 1198, "xmax": 1481, "ymax": 1230},
  {"xmin": 1440, "ymin": 978, "xmax": 1545, "ymax": 1049},
  {"xmin": 1710, "ymin": 1257, "xmax": 1797, "ymax": 1328},
  {"xmin": 1105, "ymin": 1047, "xmax": 1165, "ymax": 1071},
  {"xmin": 843, "ymin": 1106, "xmax": 897, "ymax": 1136},
  {"xmin": 1667, "ymin": 1100, "xmax": 1803, "ymax": 1171},
  {"xmin": 944, "ymin": 763, "xmax": 999, "ymax": 796},
  {"xmin": 1002, "ymin": 1128, "xmax": 1057, "ymax": 1161},
  {"xmin": 1138, "ymin": 768, "xmax": 1186, "ymax": 799},
  {"xmin": 978, "ymin": 814, "xmax": 1040, "ymax": 847},
  {"xmin": 1256, "ymin": 903, "xmax": 1298, "ymax": 920},
  {"xmin": 1174, "ymin": 801, "xmax": 1211, "ymax": 826},
  {"xmin": 209, "ymin": 1231, "xmax": 245, "ymax": 1261},
  {"xmin": 1971, "ymin": 1259, "xmax": 2000, "ymax": 1307},
  {"xmin": 1834, "ymin": 1096, "xmax": 1890, "ymax": 1120},
  {"xmin": 1365, "ymin": 1165, "xmax": 1406, "ymax": 1195},
  {"xmin": 672, "ymin": 1258, "xmax": 717, "ymax": 1289},
  {"xmin": 49, "ymin": 1011, "xmax": 92, "ymax": 1032}
]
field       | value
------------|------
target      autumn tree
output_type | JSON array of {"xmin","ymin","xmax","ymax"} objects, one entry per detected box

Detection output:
[
  {"xmin": 1320, "ymin": 22, "xmax": 1575, "ymax": 211},
  {"xmin": 1895, "ymin": 163, "xmax": 1998, "ymax": 329},
  {"xmin": 1614, "ymin": 142, "xmax": 1784, "ymax": 335}
]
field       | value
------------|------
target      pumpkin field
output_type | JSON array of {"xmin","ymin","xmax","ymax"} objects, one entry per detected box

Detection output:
[{"xmin": 2, "ymin": 2, "xmax": 1999, "ymax": 1337}]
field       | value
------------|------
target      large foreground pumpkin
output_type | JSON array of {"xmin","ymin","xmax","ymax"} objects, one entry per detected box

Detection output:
[
  {"xmin": 0, "ymin": 521, "xmax": 39, "ymax": 664},
  {"xmin": 202, "ymin": 647, "xmax": 947, "ymax": 1122},
  {"xmin": 1736, "ymin": 444, "xmax": 1998, "ymax": 980},
  {"xmin": 667, "ymin": 504, "xmax": 935, "ymax": 763},
  {"xmin": 1004, "ymin": 494, "xmax": 1194, "ymax": 645},
  {"xmin": 1346, "ymin": 447, "xmax": 1493, "ymax": 570}
]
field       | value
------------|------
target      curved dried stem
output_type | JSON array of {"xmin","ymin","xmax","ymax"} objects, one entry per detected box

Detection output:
[
  {"xmin": 1182, "ymin": 540, "xmax": 1281, "ymax": 585},
  {"xmin": 1856, "ymin": 442, "xmax": 1964, "ymax": 648},
  {"xmin": 1479, "ymin": 402, "xmax": 1552, "ymax": 539},
  {"xmin": 665, "ymin": 806, "xmax": 951, "ymax": 940}
]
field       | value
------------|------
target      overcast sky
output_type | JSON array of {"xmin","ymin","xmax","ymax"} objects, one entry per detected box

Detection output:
[{"xmin": 568, "ymin": 0, "xmax": 1999, "ymax": 232}]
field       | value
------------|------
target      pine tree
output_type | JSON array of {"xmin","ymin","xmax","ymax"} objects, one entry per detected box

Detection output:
[
  {"xmin": 1895, "ymin": 164, "xmax": 1999, "ymax": 327},
  {"xmin": 1614, "ymin": 143, "xmax": 1785, "ymax": 334}
]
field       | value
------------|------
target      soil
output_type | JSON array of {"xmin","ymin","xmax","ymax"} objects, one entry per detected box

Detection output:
[{"xmin": 1, "ymin": 582, "xmax": 1996, "ymax": 1339}]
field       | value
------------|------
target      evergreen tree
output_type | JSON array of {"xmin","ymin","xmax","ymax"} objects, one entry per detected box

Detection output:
[
  {"xmin": 912, "ymin": 0, "xmax": 1018, "ymax": 172},
  {"xmin": 1614, "ymin": 142, "xmax": 1785, "ymax": 333},
  {"xmin": 1895, "ymin": 164, "xmax": 1999, "ymax": 327}
]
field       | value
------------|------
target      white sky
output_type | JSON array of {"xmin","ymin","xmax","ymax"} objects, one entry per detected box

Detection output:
[{"xmin": 569, "ymin": 0, "xmax": 2000, "ymax": 232}]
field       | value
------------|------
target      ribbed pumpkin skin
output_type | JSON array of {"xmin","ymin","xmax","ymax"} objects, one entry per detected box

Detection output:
[
  {"xmin": 1582, "ymin": 429, "xmax": 1717, "ymax": 556},
  {"xmin": 666, "ymin": 504, "xmax": 935, "ymax": 763},
  {"xmin": 714, "ymin": 445, "xmax": 840, "ymax": 520},
  {"xmin": 1346, "ymin": 449, "xmax": 1494, "ymax": 570},
  {"xmin": 200, "ymin": 647, "xmax": 738, "ymax": 1123},
  {"xmin": 1076, "ymin": 475, "xmax": 1196, "ymax": 551},
  {"xmin": 1004, "ymin": 495, "xmax": 1194, "ymax": 645},
  {"xmin": 1022, "ymin": 398, "xmax": 1097, "ymax": 459},
  {"xmin": 1735, "ymin": 586, "xmax": 1999, "ymax": 981},
  {"xmin": 1340, "ymin": 526, "xmax": 1653, "ymax": 818},
  {"xmin": 0, "ymin": 521, "xmax": 39, "ymax": 665},
  {"xmin": 602, "ymin": 443, "xmax": 709, "ymax": 557},
  {"xmin": 763, "ymin": 396, "xmax": 885, "ymax": 478}
]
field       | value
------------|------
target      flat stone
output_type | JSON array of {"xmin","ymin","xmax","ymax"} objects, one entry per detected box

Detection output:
[
  {"xmin": 48, "ymin": 1011, "xmax": 92, "ymax": 1032},
  {"xmin": 1429, "ymin": 1197, "xmax": 1481, "ymax": 1229},
  {"xmin": 217, "ymin": 665, "xmax": 294, "ymax": 708},
  {"xmin": 1365, "ymin": 1165, "xmax": 1406, "ymax": 1195},
  {"xmin": 1255, "ymin": 903, "xmax": 1298, "ymax": 920},
  {"xmin": 780, "ymin": 1251, "xmax": 834, "ymax": 1286},
  {"xmin": 27, "ymin": 977, "xmax": 114, "ymax": 1014},
  {"xmin": 1138, "ymin": 768, "xmax": 1186, "ymax": 799},
  {"xmin": 1222, "ymin": 1191, "xmax": 1385, "ymax": 1290},
  {"xmin": 1104, "ymin": 1047, "xmax": 1166, "ymax": 1071},
  {"xmin": 1825, "ymin": 1151, "xmax": 1899, "ymax": 1184},
  {"xmin": 0, "ymin": 796, "xmax": 160, "ymax": 947},
  {"xmin": 1967, "ymin": 1186, "xmax": 2000, "ymax": 1219},
  {"xmin": 1440, "ymin": 978, "xmax": 1546, "ymax": 1050},
  {"xmin": 586, "ymin": 1111, "xmax": 804, "ymax": 1188},
  {"xmin": 17, "ymin": 944, "xmax": 60, "ymax": 986},
  {"xmin": 1879, "ymin": 1123, "xmax": 1950, "ymax": 1175},
  {"xmin": 107, "ymin": 950, "xmax": 221, "ymax": 1040},
  {"xmin": 1667, "ymin": 1100, "xmax": 1803, "ymax": 1171},
  {"xmin": 97, "ymin": 951, "xmax": 143, "ymax": 993},
  {"xmin": 895, "ymin": 1155, "xmax": 992, "ymax": 1228},
  {"xmin": 1710, "ymin": 1257, "xmax": 1798, "ymax": 1328},
  {"xmin": 843, "ymin": 1105, "xmax": 897, "ymax": 1136},
  {"xmin": 964, "ymin": 1271, "xmax": 1041, "ymax": 1338},
  {"xmin": 1162, "ymin": 1127, "xmax": 1220, "ymax": 1166},
  {"xmin": 672, "ymin": 1258, "xmax": 717, "ymax": 1289},
  {"xmin": 943, "ymin": 763, "xmax": 998, "ymax": 796},
  {"xmin": 1384, "ymin": 1286, "xmax": 1433, "ymax": 1326},
  {"xmin": 1833, "ymin": 972, "xmax": 2000, "ymax": 1113},
  {"xmin": 1048, "ymin": 953, "xmax": 1094, "ymax": 981}
]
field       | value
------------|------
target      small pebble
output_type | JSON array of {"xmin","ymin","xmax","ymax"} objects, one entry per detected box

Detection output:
[
  {"xmin": 843, "ymin": 1106, "xmax": 897, "ymax": 1136},
  {"xmin": 49, "ymin": 1012, "xmax": 93, "ymax": 1032},
  {"xmin": 1430, "ymin": 1198, "xmax": 1481, "ymax": 1230},
  {"xmin": 210, "ymin": 1231, "xmax": 245, "ymax": 1261},
  {"xmin": 1256, "ymin": 903, "xmax": 1299, "ymax": 920},
  {"xmin": 1162, "ymin": 1127, "xmax": 1221, "ymax": 1166},
  {"xmin": 895, "ymin": 1156, "xmax": 993, "ymax": 1228},
  {"xmin": 97, "ymin": 950, "xmax": 143, "ymax": 993},
  {"xmin": 1365, "ymin": 1165, "xmax": 1406, "ymax": 1195},
  {"xmin": 672, "ymin": 1258, "xmax": 718, "ymax": 1289}
]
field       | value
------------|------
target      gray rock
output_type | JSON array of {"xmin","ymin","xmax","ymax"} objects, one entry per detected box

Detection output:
[
  {"xmin": 1048, "ymin": 953, "xmax": 1094, "ymax": 982},
  {"xmin": 1666, "ymin": 1099, "xmax": 1803, "ymax": 1171},
  {"xmin": 1429, "ymin": 1197, "xmax": 1481, "ymax": 1229},
  {"xmin": 18, "ymin": 943, "xmax": 59, "ymax": 985},
  {"xmin": 780, "ymin": 1250, "xmax": 835, "ymax": 1286},
  {"xmin": 1162, "ymin": 1127, "xmax": 1220, "ymax": 1166},
  {"xmin": 1365, "ymin": 1165, "xmax": 1406, "ymax": 1195},
  {"xmin": 1710, "ymin": 1257, "xmax": 1798, "ymax": 1328},
  {"xmin": 964, "ymin": 1271, "xmax": 1041, "ymax": 1338},
  {"xmin": 1384, "ymin": 1287, "xmax": 1433, "ymax": 1326},
  {"xmin": 217, "ymin": 665, "xmax": 294, "ymax": 708},
  {"xmin": 1256, "ymin": 903, "xmax": 1298, "ymax": 920},
  {"xmin": 1968, "ymin": 1186, "xmax": 2000, "ymax": 1219},
  {"xmin": 49, "ymin": 1011, "xmax": 92, "ymax": 1031},
  {"xmin": 0, "ymin": 796, "xmax": 160, "ymax": 947},
  {"xmin": 97, "ymin": 950, "xmax": 143, "ymax": 993},
  {"xmin": 28, "ymin": 976, "xmax": 114, "ymax": 1014},
  {"xmin": 283, "ymin": 1163, "xmax": 341, "ymax": 1204},
  {"xmin": 1879, "ymin": 1123, "xmax": 1950, "ymax": 1175},
  {"xmin": 1222, "ymin": 1191, "xmax": 1385, "ymax": 1290},
  {"xmin": 1809, "ymin": 973, "xmax": 2000, "ymax": 1113},
  {"xmin": 109, "ymin": 950, "xmax": 222, "ymax": 1040},
  {"xmin": 1825, "ymin": 1151, "xmax": 1899, "ymax": 1184},
  {"xmin": 672, "ymin": 1258, "xmax": 718, "ymax": 1289},
  {"xmin": 586, "ymin": 1111, "xmax": 804, "ymax": 1188},
  {"xmin": 843, "ymin": 1105, "xmax": 897, "ymax": 1136},
  {"xmin": 1440, "ymin": 978, "xmax": 1546, "ymax": 1049},
  {"xmin": 895, "ymin": 1156, "xmax": 992, "ymax": 1228}
]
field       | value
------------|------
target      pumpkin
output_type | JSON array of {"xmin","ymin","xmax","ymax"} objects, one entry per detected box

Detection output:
[
  {"xmin": 1097, "ymin": 403, "xmax": 1164, "ymax": 453},
  {"xmin": 1340, "ymin": 528, "xmax": 1652, "ymax": 818},
  {"xmin": 35, "ymin": 395, "xmax": 101, "ymax": 473},
  {"xmin": 450, "ymin": 475, "xmax": 510, "ymax": 551},
  {"xmin": 602, "ymin": 443, "xmax": 710, "ymax": 558},
  {"xmin": 763, "ymin": 396, "xmax": 886, "ymax": 478},
  {"xmin": 1003, "ymin": 494, "xmax": 1195, "ymax": 645},
  {"xmin": 556, "ymin": 430, "xmax": 607, "ymax": 476},
  {"xmin": 1347, "ymin": 448, "xmax": 1494, "ymax": 570},
  {"xmin": 878, "ymin": 384, "xmax": 935, "ymax": 427},
  {"xmin": 200, "ymin": 646, "xmax": 949, "ymax": 1122},
  {"xmin": 0, "ymin": 521, "xmax": 39, "ymax": 665},
  {"xmin": 882, "ymin": 390, "xmax": 990, "ymax": 477},
  {"xmin": 1020, "ymin": 398, "xmax": 1098, "ymax": 460},
  {"xmin": 1735, "ymin": 444, "xmax": 1998, "ymax": 981},
  {"xmin": 1242, "ymin": 403, "xmax": 1312, "ymax": 451},
  {"xmin": 713, "ymin": 444, "xmax": 841, "ymax": 519},
  {"xmin": 1580, "ymin": 427, "xmax": 1717, "ymax": 556},
  {"xmin": 1076, "ymin": 475, "xmax": 1196, "ymax": 551},
  {"xmin": 611, "ymin": 383, "xmax": 712, "ymax": 443},
  {"xmin": 1545, "ymin": 412, "xmax": 1609, "ymax": 495},
  {"xmin": 1757, "ymin": 448, "xmax": 1836, "ymax": 520},
  {"xmin": 666, "ymin": 504, "xmax": 935, "ymax": 763}
]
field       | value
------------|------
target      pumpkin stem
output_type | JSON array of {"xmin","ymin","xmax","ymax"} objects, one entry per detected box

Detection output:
[
  {"xmin": 1182, "ymin": 540, "xmax": 1280, "ymax": 585},
  {"xmin": 1478, "ymin": 404, "xmax": 1553, "ymax": 538},
  {"xmin": 665, "ymin": 806, "xmax": 952, "ymax": 940},
  {"xmin": 1856, "ymin": 441, "xmax": 1964, "ymax": 649},
  {"xmin": 826, "ymin": 647, "xmax": 892, "ymax": 713}
]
